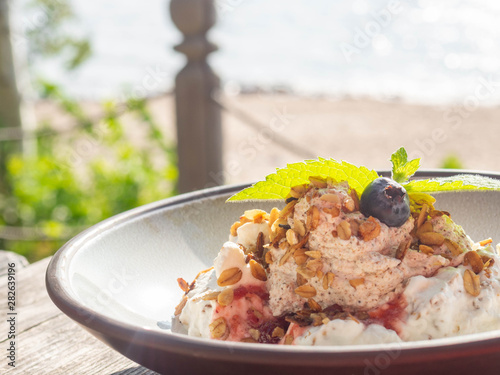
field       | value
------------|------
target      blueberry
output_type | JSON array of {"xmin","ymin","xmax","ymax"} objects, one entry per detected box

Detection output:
[{"xmin": 359, "ymin": 177, "xmax": 410, "ymax": 227}]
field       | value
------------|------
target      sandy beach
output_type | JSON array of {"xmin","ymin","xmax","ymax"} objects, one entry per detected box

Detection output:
[{"xmin": 34, "ymin": 93, "xmax": 500, "ymax": 186}]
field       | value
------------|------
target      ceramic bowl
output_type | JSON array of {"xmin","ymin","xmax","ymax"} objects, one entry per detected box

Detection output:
[{"xmin": 46, "ymin": 170, "xmax": 500, "ymax": 375}]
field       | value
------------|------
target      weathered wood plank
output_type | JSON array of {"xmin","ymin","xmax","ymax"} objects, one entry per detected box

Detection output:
[
  {"xmin": 0, "ymin": 250, "xmax": 28, "ymax": 277},
  {"xmin": 0, "ymin": 258, "xmax": 158, "ymax": 374}
]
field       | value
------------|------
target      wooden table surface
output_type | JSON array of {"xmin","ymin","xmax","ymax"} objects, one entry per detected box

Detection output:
[{"xmin": 0, "ymin": 253, "xmax": 159, "ymax": 375}]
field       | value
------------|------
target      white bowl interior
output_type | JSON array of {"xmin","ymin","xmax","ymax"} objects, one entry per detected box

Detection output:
[{"xmin": 61, "ymin": 190, "xmax": 500, "ymax": 332}]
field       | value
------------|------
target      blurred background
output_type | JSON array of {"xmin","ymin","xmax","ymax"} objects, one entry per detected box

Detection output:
[{"xmin": 1, "ymin": 0, "xmax": 499, "ymax": 262}]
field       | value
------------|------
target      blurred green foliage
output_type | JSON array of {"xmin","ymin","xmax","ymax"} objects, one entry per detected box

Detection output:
[
  {"xmin": 26, "ymin": 0, "xmax": 92, "ymax": 70},
  {"xmin": 0, "ymin": 83, "xmax": 177, "ymax": 261},
  {"xmin": 440, "ymin": 154, "xmax": 464, "ymax": 170}
]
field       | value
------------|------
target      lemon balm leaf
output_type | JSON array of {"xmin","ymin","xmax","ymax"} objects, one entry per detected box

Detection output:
[
  {"xmin": 391, "ymin": 147, "xmax": 420, "ymax": 184},
  {"xmin": 227, "ymin": 159, "xmax": 379, "ymax": 201},
  {"xmin": 404, "ymin": 174, "xmax": 500, "ymax": 193}
]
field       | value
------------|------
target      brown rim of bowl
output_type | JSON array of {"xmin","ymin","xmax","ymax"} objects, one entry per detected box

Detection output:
[{"xmin": 45, "ymin": 169, "xmax": 500, "ymax": 367}]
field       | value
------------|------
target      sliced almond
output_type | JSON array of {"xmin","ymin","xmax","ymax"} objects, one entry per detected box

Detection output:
[
  {"xmin": 396, "ymin": 239, "xmax": 411, "ymax": 260},
  {"xmin": 217, "ymin": 267, "xmax": 242, "ymax": 286},
  {"xmin": 337, "ymin": 220, "xmax": 352, "ymax": 240},
  {"xmin": 464, "ymin": 251, "xmax": 484, "ymax": 274},
  {"xmin": 177, "ymin": 278, "xmax": 190, "ymax": 293},
  {"xmin": 463, "ymin": 269, "xmax": 481, "ymax": 297},
  {"xmin": 217, "ymin": 288, "xmax": 234, "ymax": 306},
  {"xmin": 279, "ymin": 200, "xmax": 297, "ymax": 220},
  {"xmin": 418, "ymin": 232, "xmax": 445, "ymax": 246},
  {"xmin": 209, "ymin": 317, "xmax": 229, "ymax": 339},
  {"xmin": 250, "ymin": 259, "xmax": 268, "ymax": 281},
  {"xmin": 295, "ymin": 284, "xmax": 317, "ymax": 298}
]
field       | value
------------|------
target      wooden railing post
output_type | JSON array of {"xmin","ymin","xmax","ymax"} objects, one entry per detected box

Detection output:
[
  {"xmin": 0, "ymin": 0, "xmax": 23, "ymax": 194},
  {"xmin": 170, "ymin": 0, "xmax": 223, "ymax": 193}
]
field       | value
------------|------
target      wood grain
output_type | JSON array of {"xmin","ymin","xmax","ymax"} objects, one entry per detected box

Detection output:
[{"xmin": 0, "ymin": 254, "xmax": 158, "ymax": 374}]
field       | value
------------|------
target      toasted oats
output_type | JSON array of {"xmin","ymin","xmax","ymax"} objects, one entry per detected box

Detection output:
[
  {"xmin": 418, "ymin": 232, "xmax": 445, "ymax": 246},
  {"xmin": 417, "ymin": 203, "xmax": 429, "ymax": 229},
  {"xmin": 297, "ymin": 265, "xmax": 316, "ymax": 279},
  {"xmin": 296, "ymin": 272, "xmax": 307, "ymax": 286},
  {"xmin": 349, "ymin": 278, "xmax": 365, "ymax": 289},
  {"xmin": 272, "ymin": 327, "xmax": 285, "ymax": 339},
  {"xmin": 279, "ymin": 247, "xmax": 294, "ymax": 266},
  {"xmin": 322, "ymin": 206, "xmax": 340, "ymax": 218},
  {"xmin": 269, "ymin": 207, "xmax": 280, "ymax": 229},
  {"xmin": 286, "ymin": 229, "xmax": 299, "ymax": 245},
  {"xmin": 230, "ymin": 221, "xmax": 242, "ymax": 237},
  {"xmin": 320, "ymin": 193, "xmax": 341, "ymax": 205},
  {"xmin": 350, "ymin": 219, "xmax": 360, "ymax": 237},
  {"xmin": 294, "ymin": 248, "xmax": 308, "ymax": 265},
  {"xmin": 316, "ymin": 270, "xmax": 324, "ymax": 279},
  {"xmin": 419, "ymin": 244, "xmax": 434, "ymax": 255},
  {"xmin": 217, "ymin": 267, "xmax": 243, "ymax": 286},
  {"xmin": 309, "ymin": 176, "xmax": 328, "ymax": 189},
  {"xmin": 265, "ymin": 251, "xmax": 274, "ymax": 264},
  {"xmin": 209, "ymin": 317, "xmax": 229, "ymax": 339},
  {"xmin": 416, "ymin": 221, "xmax": 433, "ymax": 235},
  {"xmin": 174, "ymin": 296, "xmax": 187, "ymax": 316},
  {"xmin": 295, "ymin": 284, "xmax": 317, "ymax": 298},
  {"xmin": 308, "ymin": 298, "xmax": 322, "ymax": 312},
  {"xmin": 396, "ymin": 239, "xmax": 411, "ymax": 260},
  {"xmin": 322, "ymin": 272, "xmax": 335, "ymax": 290},
  {"xmin": 250, "ymin": 259, "xmax": 268, "ymax": 281},
  {"xmin": 463, "ymin": 269, "xmax": 481, "ymax": 297},
  {"xmin": 255, "ymin": 231, "xmax": 265, "ymax": 258},
  {"xmin": 177, "ymin": 278, "xmax": 190, "ymax": 293},
  {"xmin": 217, "ymin": 288, "xmax": 234, "ymax": 306},
  {"xmin": 337, "ymin": 220, "xmax": 352, "ymax": 240},
  {"xmin": 249, "ymin": 328, "xmax": 260, "ymax": 341},
  {"xmin": 464, "ymin": 251, "xmax": 484, "ymax": 274},
  {"xmin": 284, "ymin": 335, "xmax": 294, "ymax": 345},
  {"xmin": 350, "ymin": 189, "xmax": 360, "ymax": 211},
  {"xmin": 306, "ymin": 258, "xmax": 323, "ymax": 272},
  {"xmin": 280, "ymin": 200, "xmax": 297, "ymax": 220},
  {"xmin": 202, "ymin": 291, "xmax": 221, "ymax": 301},
  {"xmin": 305, "ymin": 250, "xmax": 322, "ymax": 259},
  {"xmin": 294, "ymin": 219, "xmax": 307, "ymax": 237},
  {"xmin": 306, "ymin": 206, "xmax": 321, "ymax": 230},
  {"xmin": 445, "ymin": 239, "xmax": 463, "ymax": 256},
  {"xmin": 359, "ymin": 217, "xmax": 381, "ymax": 241},
  {"xmin": 240, "ymin": 337, "xmax": 258, "ymax": 343},
  {"xmin": 322, "ymin": 317, "xmax": 331, "ymax": 325},
  {"xmin": 343, "ymin": 196, "xmax": 355, "ymax": 212},
  {"xmin": 290, "ymin": 184, "xmax": 307, "ymax": 198}
]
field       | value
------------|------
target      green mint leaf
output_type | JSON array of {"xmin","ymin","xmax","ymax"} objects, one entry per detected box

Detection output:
[
  {"xmin": 391, "ymin": 147, "xmax": 420, "ymax": 183},
  {"xmin": 404, "ymin": 174, "xmax": 500, "ymax": 193},
  {"xmin": 227, "ymin": 158, "xmax": 379, "ymax": 201}
]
